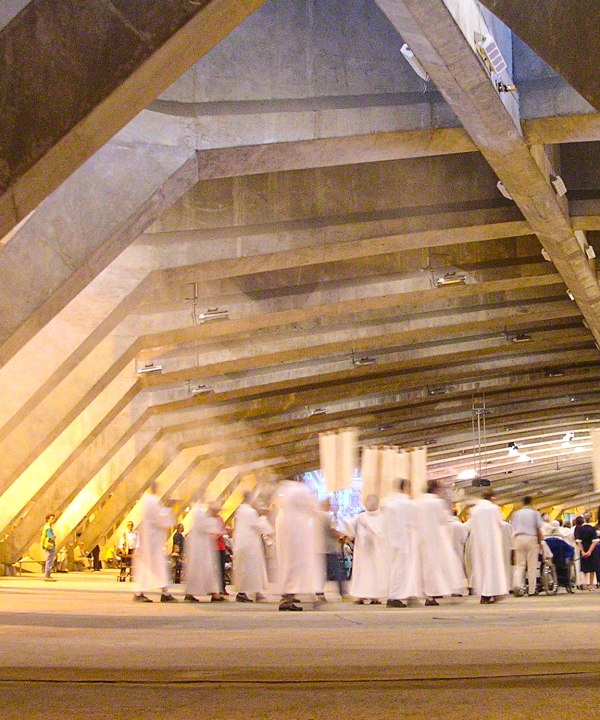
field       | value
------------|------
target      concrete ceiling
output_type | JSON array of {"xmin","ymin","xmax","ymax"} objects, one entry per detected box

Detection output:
[{"xmin": 1, "ymin": 0, "xmax": 600, "ymax": 568}]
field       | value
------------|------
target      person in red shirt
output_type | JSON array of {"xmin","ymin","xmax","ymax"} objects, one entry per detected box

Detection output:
[{"xmin": 214, "ymin": 512, "xmax": 229, "ymax": 596}]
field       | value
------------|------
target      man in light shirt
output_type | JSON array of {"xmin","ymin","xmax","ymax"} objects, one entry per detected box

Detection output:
[{"xmin": 511, "ymin": 496, "xmax": 543, "ymax": 596}]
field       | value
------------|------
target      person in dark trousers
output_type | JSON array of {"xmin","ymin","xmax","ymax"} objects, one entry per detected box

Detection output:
[
  {"xmin": 90, "ymin": 544, "xmax": 102, "ymax": 571},
  {"xmin": 172, "ymin": 523, "xmax": 185, "ymax": 584}
]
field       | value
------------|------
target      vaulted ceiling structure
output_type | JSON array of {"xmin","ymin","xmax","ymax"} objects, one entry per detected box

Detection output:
[{"xmin": 1, "ymin": 0, "xmax": 600, "ymax": 569}]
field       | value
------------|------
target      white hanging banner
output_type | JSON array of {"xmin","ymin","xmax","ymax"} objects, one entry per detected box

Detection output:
[
  {"xmin": 591, "ymin": 429, "xmax": 600, "ymax": 492},
  {"xmin": 359, "ymin": 444, "xmax": 427, "ymax": 503},
  {"xmin": 360, "ymin": 445, "xmax": 379, "ymax": 501},
  {"xmin": 337, "ymin": 427, "xmax": 358, "ymax": 491},
  {"xmin": 319, "ymin": 428, "xmax": 358, "ymax": 492},
  {"xmin": 379, "ymin": 446, "xmax": 397, "ymax": 501},
  {"xmin": 319, "ymin": 431, "xmax": 337, "ymax": 492},
  {"xmin": 409, "ymin": 446, "xmax": 428, "ymax": 499}
]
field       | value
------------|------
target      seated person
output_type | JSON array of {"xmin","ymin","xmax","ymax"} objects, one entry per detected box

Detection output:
[
  {"xmin": 72, "ymin": 542, "xmax": 89, "ymax": 571},
  {"xmin": 543, "ymin": 522, "xmax": 575, "ymax": 591}
]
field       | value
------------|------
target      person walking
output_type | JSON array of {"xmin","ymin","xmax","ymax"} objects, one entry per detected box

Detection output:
[
  {"xmin": 41, "ymin": 513, "xmax": 57, "ymax": 582},
  {"xmin": 511, "ymin": 496, "xmax": 543, "ymax": 596},
  {"xmin": 380, "ymin": 480, "xmax": 420, "ymax": 608},
  {"xmin": 233, "ymin": 492, "xmax": 272, "ymax": 603},
  {"xmin": 469, "ymin": 489, "xmax": 509, "ymax": 604},
  {"xmin": 133, "ymin": 482, "xmax": 177, "ymax": 603}
]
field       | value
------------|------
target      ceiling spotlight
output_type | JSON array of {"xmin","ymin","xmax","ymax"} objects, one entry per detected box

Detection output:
[
  {"xmin": 496, "ymin": 180, "xmax": 513, "ymax": 200},
  {"xmin": 585, "ymin": 245, "xmax": 596, "ymax": 259},
  {"xmin": 545, "ymin": 369, "xmax": 565, "ymax": 378},
  {"xmin": 400, "ymin": 43, "xmax": 430, "ymax": 82},
  {"xmin": 561, "ymin": 431, "xmax": 575, "ymax": 446},
  {"xmin": 456, "ymin": 468, "xmax": 477, "ymax": 481},
  {"xmin": 566, "ymin": 289, "xmax": 575, "ymax": 301},
  {"xmin": 435, "ymin": 272, "xmax": 466, "ymax": 287},
  {"xmin": 352, "ymin": 350, "xmax": 377, "ymax": 367},
  {"xmin": 475, "ymin": 35, "xmax": 508, "ymax": 75},
  {"xmin": 137, "ymin": 363, "xmax": 163, "ymax": 375},
  {"xmin": 550, "ymin": 174, "xmax": 567, "ymax": 197},
  {"xmin": 496, "ymin": 81, "xmax": 517, "ymax": 93},
  {"xmin": 307, "ymin": 407, "xmax": 327, "ymax": 417},
  {"xmin": 428, "ymin": 386, "xmax": 448, "ymax": 396},
  {"xmin": 509, "ymin": 333, "xmax": 532, "ymax": 344},
  {"xmin": 197, "ymin": 307, "xmax": 229, "ymax": 323},
  {"xmin": 190, "ymin": 384, "xmax": 212, "ymax": 396},
  {"xmin": 377, "ymin": 423, "xmax": 394, "ymax": 431},
  {"xmin": 541, "ymin": 248, "xmax": 551, "ymax": 261}
]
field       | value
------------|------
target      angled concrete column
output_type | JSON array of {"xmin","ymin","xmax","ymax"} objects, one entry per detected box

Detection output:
[
  {"xmin": 0, "ymin": 146, "xmax": 198, "ymax": 364},
  {"xmin": 375, "ymin": 0, "xmax": 600, "ymax": 344},
  {"xmin": 0, "ymin": 394, "xmax": 154, "ymax": 565},
  {"xmin": 0, "ymin": 0, "xmax": 268, "ymax": 239}
]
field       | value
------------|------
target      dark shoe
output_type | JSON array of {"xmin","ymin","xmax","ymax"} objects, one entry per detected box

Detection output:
[
  {"xmin": 211, "ymin": 595, "xmax": 226, "ymax": 602},
  {"xmin": 279, "ymin": 601, "xmax": 303, "ymax": 611},
  {"xmin": 370, "ymin": 599, "xmax": 382, "ymax": 605},
  {"xmin": 354, "ymin": 598, "xmax": 367, "ymax": 604},
  {"xmin": 160, "ymin": 593, "xmax": 177, "ymax": 603},
  {"xmin": 236, "ymin": 593, "xmax": 253, "ymax": 603},
  {"xmin": 425, "ymin": 598, "xmax": 439, "ymax": 606},
  {"xmin": 387, "ymin": 599, "xmax": 407, "ymax": 608},
  {"xmin": 134, "ymin": 594, "xmax": 152, "ymax": 603},
  {"xmin": 480, "ymin": 596, "xmax": 495, "ymax": 604},
  {"xmin": 184, "ymin": 594, "xmax": 200, "ymax": 603}
]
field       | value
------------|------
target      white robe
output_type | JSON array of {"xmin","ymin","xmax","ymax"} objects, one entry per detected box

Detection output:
[
  {"xmin": 414, "ymin": 493, "xmax": 466, "ymax": 598},
  {"xmin": 233, "ymin": 503, "xmax": 272, "ymax": 594},
  {"xmin": 346, "ymin": 510, "xmax": 389, "ymax": 599},
  {"xmin": 381, "ymin": 492, "xmax": 420, "ymax": 599},
  {"xmin": 448, "ymin": 516, "xmax": 469, "ymax": 571},
  {"xmin": 133, "ymin": 493, "xmax": 175, "ymax": 593},
  {"xmin": 275, "ymin": 481, "xmax": 320, "ymax": 595},
  {"xmin": 469, "ymin": 499, "xmax": 509, "ymax": 597},
  {"xmin": 185, "ymin": 506, "xmax": 221, "ymax": 596}
]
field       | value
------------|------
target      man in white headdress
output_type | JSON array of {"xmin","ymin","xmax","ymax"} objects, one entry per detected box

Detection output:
[
  {"xmin": 380, "ymin": 480, "xmax": 420, "ymax": 608},
  {"xmin": 468, "ymin": 489, "xmax": 509, "ymax": 604},
  {"xmin": 346, "ymin": 494, "xmax": 389, "ymax": 605},
  {"xmin": 184, "ymin": 501, "xmax": 225, "ymax": 603},
  {"xmin": 414, "ymin": 480, "xmax": 467, "ymax": 606},
  {"xmin": 233, "ymin": 491, "xmax": 273, "ymax": 603},
  {"xmin": 276, "ymin": 478, "xmax": 321, "ymax": 611},
  {"xmin": 133, "ymin": 482, "xmax": 177, "ymax": 603}
]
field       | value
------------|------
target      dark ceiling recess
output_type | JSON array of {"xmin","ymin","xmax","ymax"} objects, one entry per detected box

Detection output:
[{"xmin": 478, "ymin": 0, "xmax": 600, "ymax": 112}]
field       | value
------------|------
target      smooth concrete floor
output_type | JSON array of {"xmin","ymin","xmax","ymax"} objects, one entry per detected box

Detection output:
[{"xmin": 1, "ymin": 571, "xmax": 599, "ymax": 718}]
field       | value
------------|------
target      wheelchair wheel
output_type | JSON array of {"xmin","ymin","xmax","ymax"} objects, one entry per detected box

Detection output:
[{"xmin": 541, "ymin": 562, "xmax": 558, "ymax": 595}]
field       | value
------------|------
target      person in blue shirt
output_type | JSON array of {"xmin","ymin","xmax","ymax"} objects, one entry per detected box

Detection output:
[{"xmin": 41, "ymin": 514, "xmax": 57, "ymax": 582}]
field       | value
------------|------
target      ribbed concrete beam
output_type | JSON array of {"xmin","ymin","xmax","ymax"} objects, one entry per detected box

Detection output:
[
  {"xmin": 0, "ymin": 0, "xmax": 267, "ymax": 240},
  {"xmin": 375, "ymin": 0, "xmax": 600, "ymax": 345}
]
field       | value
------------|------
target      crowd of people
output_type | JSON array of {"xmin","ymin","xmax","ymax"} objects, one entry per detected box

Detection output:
[
  {"xmin": 40, "ymin": 479, "xmax": 600, "ymax": 609},
  {"xmin": 117, "ymin": 478, "xmax": 600, "ymax": 609}
]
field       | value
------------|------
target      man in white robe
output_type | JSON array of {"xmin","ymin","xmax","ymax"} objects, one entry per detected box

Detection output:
[
  {"xmin": 233, "ymin": 492, "xmax": 273, "ymax": 602},
  {"xmin": 275, "ymin": 479, "xmax": 320, "ymax": 611},
  {"xmin": 380, "ymin": 480, "xmax": 420, "ymax": 608},
  {"xmin": 448, "ymin": 511, "xmax": 469, "ymax": 580},
  {"xmin": 469, "ymin": 489, "xmax": 509, "ymax": 604},
  {"xmin": 346, "ymin": 495, "xmax": 389, "ymax": 604},
  {"xmin": 184, "ymin": 502, "xmax": 224, "ymax": 603},
  {"xmin": 133, "ymin": 482, "xmax": 177, "ymax": 603},
  {"xmin": 414, "ymin": 480, "xmax": 467, "ymax": 606}
]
